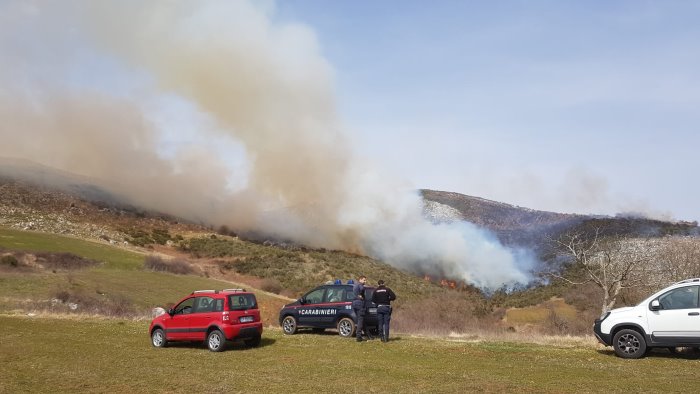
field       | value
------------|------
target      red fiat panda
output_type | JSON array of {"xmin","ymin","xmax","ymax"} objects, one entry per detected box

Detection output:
[{"xmin": 149, "ymin": 289, "xmax": 262, "ymax": 352}]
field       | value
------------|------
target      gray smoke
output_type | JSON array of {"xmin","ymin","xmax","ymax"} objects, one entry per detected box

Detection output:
[{"xmin": 0, "ymin": 1, "xmax": 532, "ymax": 289}]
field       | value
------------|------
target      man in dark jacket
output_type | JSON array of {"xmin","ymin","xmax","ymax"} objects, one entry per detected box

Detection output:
[
  {"xmin": 352, "ymin": 275, "xmax": 368, "ymax": 342},
  {"xmin": 371, "ymin": 279, "xmax": 396, "ymax": 342}
]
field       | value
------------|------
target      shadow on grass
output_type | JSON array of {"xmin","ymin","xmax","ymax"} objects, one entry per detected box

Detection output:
[
  {"xmin": 163, "ymin": 337, "xmax": 276, "ymax": 351},
  {"xmin": 645, "ymin": 347, "xmax": 700, "ymax": 360},
  {"xmin": 595, "ymin": 347, "xmax": 700, "ymax": 360},
  {"xmin": 294, "ymin": 327, "xmax": 384, "ymax": 339}
]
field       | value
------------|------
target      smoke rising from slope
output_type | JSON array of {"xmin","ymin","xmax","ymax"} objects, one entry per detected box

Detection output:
[{"xmin": 0, "ymin": 1, "xmax": 532, "ymax": 289}]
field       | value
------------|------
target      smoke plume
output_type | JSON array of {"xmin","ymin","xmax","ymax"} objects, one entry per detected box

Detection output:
[{"xmin": 0, "ymin": 1, "xmax": 532, "ymax": 289}]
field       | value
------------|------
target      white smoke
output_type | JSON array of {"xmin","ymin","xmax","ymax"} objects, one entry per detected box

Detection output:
[{"xmin": 0, "ymin": 0, "xmax": 532, "ymax": 289}]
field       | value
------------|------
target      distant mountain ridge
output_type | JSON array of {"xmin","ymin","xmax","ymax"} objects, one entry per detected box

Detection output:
[
  {"xmin": 421, "ymin": 189, "xmax": 699, "ymax": 251},
  {"xmin": 0, "ymin": 157, "xmax": 129, "ymax": 209},
  {"xmin": 0, "ymin": 158, "xmax": 697, "ymax": 255}
]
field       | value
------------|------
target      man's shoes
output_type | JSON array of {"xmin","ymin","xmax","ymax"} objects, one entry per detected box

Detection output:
[
  {"xmin": 381, "ymin": 336, "xmax": 388, "ymax": 342},
  {"xmin": 356, "ymin": 337, "xmax": 364, "ymax": 342}
]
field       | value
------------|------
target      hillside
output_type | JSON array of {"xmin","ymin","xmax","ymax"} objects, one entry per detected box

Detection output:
[
  {"xmin": 422, "ymin": 189, "xmax": 699, "ymax": 251},
  {"xmin": 2, "ymin": 161, "xmax": 700, "ymax": 336},
  {"xmin": 0, "ymin": 178, "xmax": 442, "ymax": 300}
]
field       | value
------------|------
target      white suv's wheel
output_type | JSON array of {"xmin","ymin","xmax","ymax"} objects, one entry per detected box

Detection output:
[{"xmin": 613, "ymin": 329, "xmax": 647, "ymax": 359}]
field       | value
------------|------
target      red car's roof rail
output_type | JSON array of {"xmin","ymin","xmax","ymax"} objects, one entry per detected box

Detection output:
[{"xmin": 191, "ymin": 289, "xmax": 248, "ymax": 294}]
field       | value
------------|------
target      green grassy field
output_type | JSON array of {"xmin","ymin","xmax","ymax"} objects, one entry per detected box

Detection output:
[
  {"xmin": 1, "ymin": 315, "xmax": 699, "ymax": 393},
  {"xmin": 0, "ymin": 227, "xmax": 144, "ymax": 270},
  {"xmin": 0, "ymin": 228, "xmax": 289, "ymax": 325}
]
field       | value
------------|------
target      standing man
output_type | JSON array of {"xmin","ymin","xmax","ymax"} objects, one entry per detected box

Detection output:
[
  {"xmin": 352, "ymin": 275, "xmax": 367, "ymax": 342},
  {"xmin": 371, "ymin": 279, "xmax": 396, "ymax": 342}
]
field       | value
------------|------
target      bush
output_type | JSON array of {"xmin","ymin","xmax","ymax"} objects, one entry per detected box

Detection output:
[
  {"xmin": 151, "ymin": 229, "xmax": 172, "ymax": 245},
  {"xmin": 392, "ymin": 291, "xmax": 493, "ymax": 335},
  {"xmin": 144, "ymin": 255, "xmax": 195, "ymax": 275},
  {"xmin": 180, "ymin": 237, "xmax": 260, "ymax": 258},
  {"xmin": 50, "ymin": 289, "xmax": 138, "ymax": 317},
  {"xmin": 217, "ymin": 225, "xmax": 237, "ymax": 237},
  {"xmin": 1, "ymin": 255, "xmax": 19, "ymax": 267},
  {"xmin": 259, "ymin": 278, "xmax": 283, "ymax": 294},
  {"xmin": 35, "ymin": 252, "xmax": 99, "ymax": 270},
  {"xmin": 121, "ymin": 227, "xmax": 175, "ymax": 246}
]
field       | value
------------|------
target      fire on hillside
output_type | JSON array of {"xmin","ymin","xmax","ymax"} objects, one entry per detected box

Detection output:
[{"xmin": 423, "ymin": 274, "xmax": 468, "ymax": 291}]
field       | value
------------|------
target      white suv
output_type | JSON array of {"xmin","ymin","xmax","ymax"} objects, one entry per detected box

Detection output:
[{"xmin": 594, "ymin": 278, "xmax": 700, "ymax": 358}]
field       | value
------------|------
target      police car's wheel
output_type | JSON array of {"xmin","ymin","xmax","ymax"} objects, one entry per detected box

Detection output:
[
  {"xmin": 151, "ymin": 328, "xmax": 167, "ymax": 348},
  {"xmin": 337, "ymin": 317, "xmax": 355, "ymax": 338},
  {"xmin": 207, "ymin": 329, "xmax": 226, "ymax": 352},
  {"xmin": 282, "ymin": 316, "xmax": 298, "ymax": 335}
]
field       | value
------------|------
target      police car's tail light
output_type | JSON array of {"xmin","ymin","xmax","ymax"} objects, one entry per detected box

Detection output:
[{"xmin": 222, "ymin": 311, "xmax": 230, "ymax": 321}]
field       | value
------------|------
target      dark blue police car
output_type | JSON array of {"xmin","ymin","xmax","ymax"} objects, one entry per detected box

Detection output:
[{"xmin": 279, "ymin": 280, "xmax": 378, "ymax": 337}]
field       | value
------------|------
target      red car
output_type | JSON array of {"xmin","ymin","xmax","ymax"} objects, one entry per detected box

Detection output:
[{"xmin": 150, "ymin": 289, "xmax": 263, "ymax": 352}]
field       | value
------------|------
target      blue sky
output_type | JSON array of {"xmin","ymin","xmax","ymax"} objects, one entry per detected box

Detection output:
[
  {"xmin": 275, "ymin": 1, "xmax": 700, "ymax": 221},
  {"xmin": 1, "ymin": 1, "xmax": 694, "ymax": 285}
]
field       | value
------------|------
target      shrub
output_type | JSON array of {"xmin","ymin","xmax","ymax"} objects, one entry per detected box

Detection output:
[
  {"xmin": 54, "ymin": 290, "xmax": 70, "ymax": 303},
  {"xmin": 121, "ymin": 227, "xmax": 175, "ymax": 246},
  {"xmin": 35, "ymin": 252, "xmax": 100, "ymax": 270},
  {"xmin": 180, "ymin": 237, "xmax": 259, "ymax": 258},
  {"xmin": 259, "ymin": 278, "xmax": 283, "ymax": 294},
  {"xmin": 392, "ymin": 291, "xmax": 492, "ymax": 335},
  {"xmin": 50, "ymin": 289, "xmax": 139, "ymax": 317},
  {"xmin": 1, "ymin": 255, "xmax": 19, "ymax": 267},
  {"xmin": 151, "ymin": 229, "xmax": 172, "ymax": 245},
  {"xmin": 144, "ymin": 255, "xmax": 195, "ymax": 275},
  {"xmin": 217, "ymin": 225, "xmax": 237, "ymax": 237},
  {"xmin": 124, "ymin": 228, "xmax": 153, "ymax": 246},
  {"xmin": 543, "ymin": 308, "xmax": 569, "ymax": 335}
]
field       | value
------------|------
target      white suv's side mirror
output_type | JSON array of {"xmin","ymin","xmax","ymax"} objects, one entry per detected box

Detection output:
[{"xmin": 650, "ymin": 299, "xmax": 661, "ymax": 311}]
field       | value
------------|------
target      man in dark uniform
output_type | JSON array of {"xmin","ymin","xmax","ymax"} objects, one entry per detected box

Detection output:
[
  {"xmin": 371, "ymin": 279, "xmax": 396, "ymax": 342},
  {"xmin": 352, "ymin": 275, "xmax": 368, "ymax": 342}
]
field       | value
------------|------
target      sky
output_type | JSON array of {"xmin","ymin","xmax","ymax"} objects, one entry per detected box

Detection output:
[
  {"xmin": 276, "ymin": 1, "xmax": 700, "ymax": 222},
  {"xmin": 0, "ymin": 1, "xmax": 698, "ymax": 287}
]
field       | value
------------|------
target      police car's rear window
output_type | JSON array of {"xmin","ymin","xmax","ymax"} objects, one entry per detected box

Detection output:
[{"xmin": 228, "ymin": 294, "xmax": 257, "ymax": 310}]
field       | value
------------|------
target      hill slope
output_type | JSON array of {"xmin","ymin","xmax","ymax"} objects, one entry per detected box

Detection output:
[{"xmin": 421, "ymin": 189, "xmax": 699, "ymax": 251}]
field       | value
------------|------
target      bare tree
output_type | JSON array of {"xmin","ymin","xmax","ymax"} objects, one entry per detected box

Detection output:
[
  {"xmin": 652, "ymin": 236, "xmax": 700, "ymax": 282},
  {"xmin": 548, "ymin": 228, "xmax": 654, "ymax": 315}
]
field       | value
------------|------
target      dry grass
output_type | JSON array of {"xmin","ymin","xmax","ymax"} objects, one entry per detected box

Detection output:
[
  {"xmin": 392, "ymin": 290, "xmax": 495, "ymax": 335},
  {"xmin": 506, "ymin": 298, "xmax": 577, "ymax": 324},
  {"xmin": 442, "ymin": 332, "xmax": 602, "ymax": 353}
]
